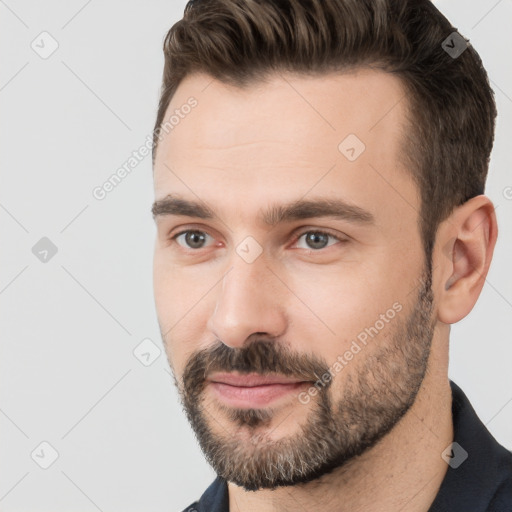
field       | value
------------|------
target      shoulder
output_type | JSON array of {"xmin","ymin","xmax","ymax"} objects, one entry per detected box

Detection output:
[
  {"xmin": 181, "ymin": 503, "xmax": 200, "ymax": 512},
  {"xmin": 487, "ymin": 473, "xmax": 512, "ymax": 511},
  {"xmin": 180, "ymin": 477, "xmax": 229, "ymax": 512}
]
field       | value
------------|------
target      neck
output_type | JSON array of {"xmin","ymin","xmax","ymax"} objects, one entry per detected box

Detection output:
[{"xmin": 228, "ymin": 337, "xmax": 453, "ymax": 512}]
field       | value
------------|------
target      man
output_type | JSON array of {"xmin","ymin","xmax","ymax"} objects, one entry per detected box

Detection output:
[{"xmin": 151, "ymin": 0, "xmax": 512, "ymax": 510}]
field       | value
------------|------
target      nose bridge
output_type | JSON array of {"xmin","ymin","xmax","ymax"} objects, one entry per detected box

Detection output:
[{"xmin": 208, "ymin": 250, "xmax": 286, "ymax": 348}]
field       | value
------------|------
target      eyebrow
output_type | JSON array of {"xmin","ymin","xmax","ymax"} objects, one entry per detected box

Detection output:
[{"xmin": 151, "ymin": 194, "xmax": 375, "ymax": 226}]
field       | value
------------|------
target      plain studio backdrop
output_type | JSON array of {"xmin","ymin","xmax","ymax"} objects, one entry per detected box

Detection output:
[{"xmin": 0, "ymin": 1, "xmax": 511, "ymax": 510}]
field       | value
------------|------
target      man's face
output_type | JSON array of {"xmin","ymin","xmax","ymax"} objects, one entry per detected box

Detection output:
[{"xmin": 152, "ymin": 69, "xmax": 436, "ymax": 490}]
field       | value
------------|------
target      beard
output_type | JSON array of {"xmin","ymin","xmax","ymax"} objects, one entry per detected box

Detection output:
[{"xmin": 172, "ymin": 267, "xmax": 435, "ymax": 491}]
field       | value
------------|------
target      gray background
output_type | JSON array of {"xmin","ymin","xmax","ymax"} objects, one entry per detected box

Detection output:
[{"xmin": 0, "ymin": 0, "xmax": 511, "ymax": 510}]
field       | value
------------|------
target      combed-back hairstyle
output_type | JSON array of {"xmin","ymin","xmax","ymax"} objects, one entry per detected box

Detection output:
[{"xmin": 153, "ymin": 0, "xmax": 496, "ymax": 265}]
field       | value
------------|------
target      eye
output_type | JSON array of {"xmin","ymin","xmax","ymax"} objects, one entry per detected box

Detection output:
[
  {"xmin": 294, "ymin": 230, "xmax": 344, "ymax": 250},
  {"xmin": 169, "ymin": 228, "xmax": 345, "ymax": 252},
  {"xmin": 172, "ymin": 230, "xmax": 215, "ymax": 250}
]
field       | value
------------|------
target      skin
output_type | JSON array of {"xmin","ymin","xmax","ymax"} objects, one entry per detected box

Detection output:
[{"xmin": 152, "ymin": 68, "xmax": 498, "ymax": 511}]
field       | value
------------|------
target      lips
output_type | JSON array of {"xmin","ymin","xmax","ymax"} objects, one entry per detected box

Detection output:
[
  {"xmin": 209, "ymin": 372, "xmax": 306, "ymax": 387},
  {"xmin": 207, "ymin": 372, "xmax": 311, "ymax": 408}
]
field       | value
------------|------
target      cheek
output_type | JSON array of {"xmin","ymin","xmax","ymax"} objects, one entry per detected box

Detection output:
[
  {"xmin": 287, "ymin": 265, "xmax": 373, "ymax": 319},
  {"xmin": 284, "ymin": 262, "xmax": 409, "ymax": 361},
  {"xmin": 153, "ymin": 253, "xmax": 206, "ymax": 323},
  {"xmin": 153, "ymin": 255, "xmax": 216, "ymax": 371},
  {"xmin": 159, "ymin": 320, "xmax": 204, "ymax": 382}
]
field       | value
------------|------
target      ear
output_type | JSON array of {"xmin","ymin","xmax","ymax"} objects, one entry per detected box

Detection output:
[{"xmin": 435, "ymin": 195, "xmax": 498, "ymax": 324}]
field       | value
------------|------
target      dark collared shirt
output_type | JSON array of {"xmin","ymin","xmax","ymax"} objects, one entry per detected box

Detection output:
[{"xmin": 182, "ymin": 380, "xmax": 512, "ymax": 512}]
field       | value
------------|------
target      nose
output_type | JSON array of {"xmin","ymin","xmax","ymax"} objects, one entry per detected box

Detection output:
[{"xmin": 206, "ymin": 254, "xmax": 288, "ymax": 349}]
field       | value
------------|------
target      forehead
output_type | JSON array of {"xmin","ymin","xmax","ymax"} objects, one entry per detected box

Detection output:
[{"xmin": 153, "ymin": 68, "xmax": 419, "ymax": 232}]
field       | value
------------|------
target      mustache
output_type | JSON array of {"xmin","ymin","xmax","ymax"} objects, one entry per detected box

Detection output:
[{"xmin": 181, "ymin": 339, "xmax": 331, "ymax": 395}]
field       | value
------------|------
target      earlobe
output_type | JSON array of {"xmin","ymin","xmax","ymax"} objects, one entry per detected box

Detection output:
[{"xmin": 436, "ymin": 196, "xmax": 498, "ymax": 324}]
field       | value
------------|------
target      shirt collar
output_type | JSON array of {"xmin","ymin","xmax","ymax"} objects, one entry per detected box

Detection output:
[{"xmin": 427, "ymin": 379, "xmax": 512, "ymax": 511}]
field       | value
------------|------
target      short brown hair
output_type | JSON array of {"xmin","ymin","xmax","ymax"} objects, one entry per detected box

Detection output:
[{"xmin": 152, "ymin": 0, "xmax": 496, "ymax": 265}]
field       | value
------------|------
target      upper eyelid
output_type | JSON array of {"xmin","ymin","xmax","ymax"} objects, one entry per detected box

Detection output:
[{"xmin": 294, "ymin": 228, "xmax": 346, "ymax": 240}]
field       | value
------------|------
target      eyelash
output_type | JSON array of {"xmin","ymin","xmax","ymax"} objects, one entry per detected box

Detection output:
[{"xmin": 169, "ymin": 228, "xmax": 346, "ymax": 252}]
